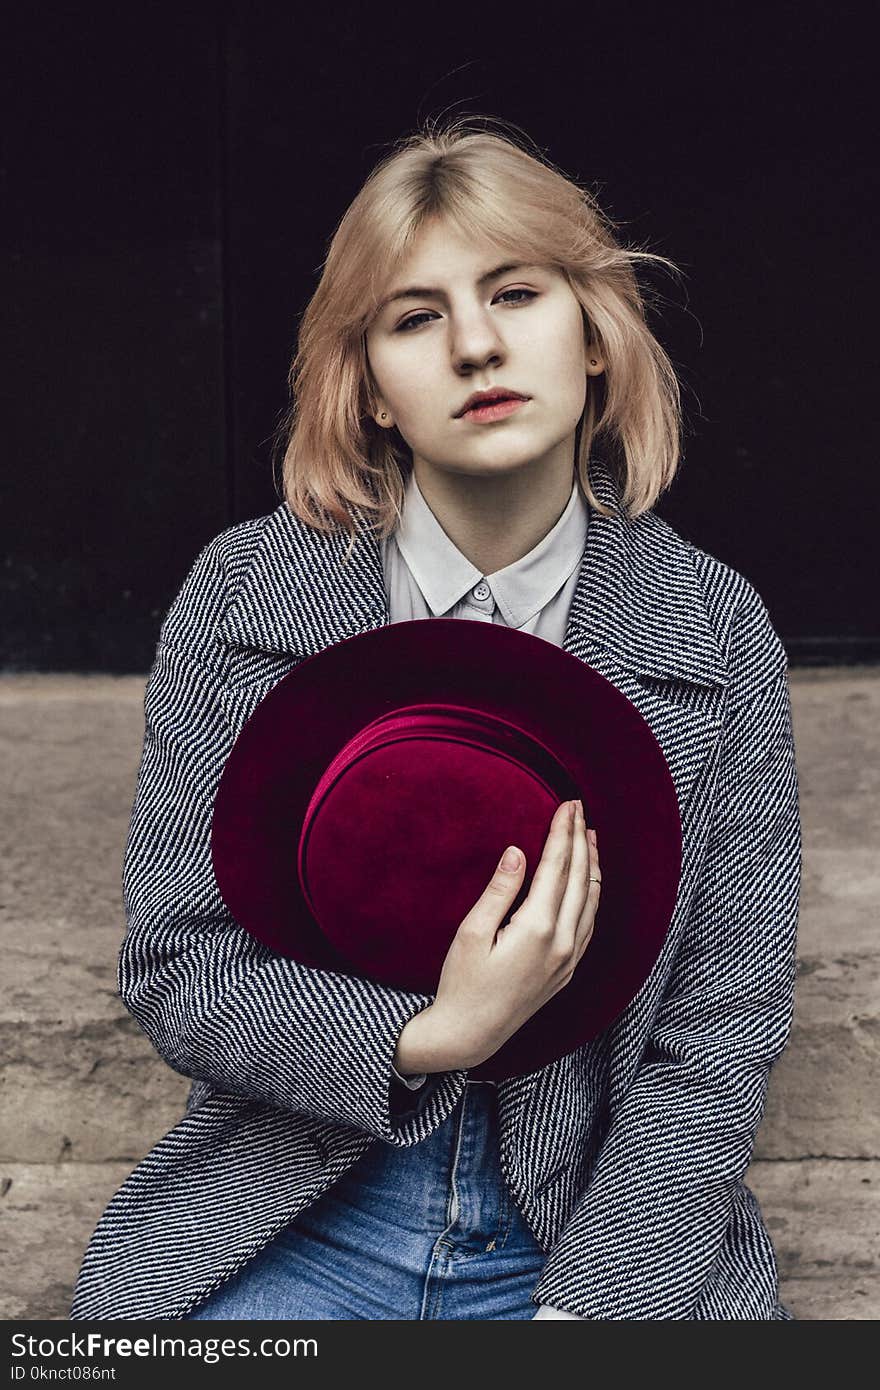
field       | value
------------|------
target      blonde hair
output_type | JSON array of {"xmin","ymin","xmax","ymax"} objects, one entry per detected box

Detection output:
[{"xmin": 274, "ymin": 115, "xmax": 684, "ymax": 540}]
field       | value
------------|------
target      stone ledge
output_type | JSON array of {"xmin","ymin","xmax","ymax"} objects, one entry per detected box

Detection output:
[
  {"xmin": 0, "ymin": 1162, "xmax": 132, "ymax": 1320},
  {"xmin": 1, "ymin": 1157, "xmax": 877, "ymax": 1320},
  {"xmin": 2, "ymin": 670, "xmax": 878, "ymax": 1320},
  {"xmin": 4, "ymin": 965, "xmax": 877, "ymax": 1161},
  {"xmin": 747, "ymin": 1157, "xmax": 880, "ymax": 1318}
]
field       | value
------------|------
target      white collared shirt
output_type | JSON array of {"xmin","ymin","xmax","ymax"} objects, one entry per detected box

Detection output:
[{"xmin": 381, "ymin": 469, "xmax": 589, "ymax": 645}]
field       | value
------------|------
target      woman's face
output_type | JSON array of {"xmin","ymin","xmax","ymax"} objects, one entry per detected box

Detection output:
[{"xmin": 364, "ymin": 217, "xmax": 601, "ymax": 483}]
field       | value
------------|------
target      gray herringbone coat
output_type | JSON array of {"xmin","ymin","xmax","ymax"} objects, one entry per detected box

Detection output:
[{"xmin": 71, "ymin": 458, "xmax": 801, "ymax": 1320}]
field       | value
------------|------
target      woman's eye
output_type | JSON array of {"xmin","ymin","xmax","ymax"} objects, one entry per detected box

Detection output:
[
  {"xmin": 496, "ymin": 288, "xmax": 536, "ymax": 305},
  {"xmin": 395, "ymin": 288, "xmax": 537, "ymax": 333},
  {"xmin": 395, "ymin": 311, "xmax": 435, "ymax": 333}
]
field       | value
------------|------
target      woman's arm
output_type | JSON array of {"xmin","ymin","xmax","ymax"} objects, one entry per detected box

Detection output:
[
  {"xmin": 118, "ymin": 531, "xmax": 469, "ymax": 1145},
  {"xmin": 529, "ymin": 588, "xmax": 801, "ymax": 1319}
]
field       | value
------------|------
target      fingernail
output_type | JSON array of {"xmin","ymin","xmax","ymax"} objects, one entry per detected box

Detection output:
[
  {"xmin": 500, "ymin": 847, "xmax": 521, "ymax": 872},
  {"xmin": 588, "ymin": 827, "xmax": 597, "ymax": 846},
  {"xmin": 568, "ymin": 800, "xmax": 576, "ymax": 822}
]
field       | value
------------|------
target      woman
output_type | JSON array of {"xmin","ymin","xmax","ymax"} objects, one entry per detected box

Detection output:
[{"xmin": 71, "ymin": 118, "xmax": 801, "ymax": 1320}]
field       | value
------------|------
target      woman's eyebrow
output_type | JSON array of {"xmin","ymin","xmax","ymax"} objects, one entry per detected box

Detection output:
[{"xmin": 378, "ymin": 262, "xmax": 537, "ymax": 312}]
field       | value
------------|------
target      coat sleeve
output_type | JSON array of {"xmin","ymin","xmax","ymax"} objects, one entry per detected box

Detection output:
[
  {"xmin": 529, "ymin": 587, "xmax": 802, "ymax": 1319},
  {"xmin": 118, "ymin": 532, "xmax": 468, "ymax": 1146}
]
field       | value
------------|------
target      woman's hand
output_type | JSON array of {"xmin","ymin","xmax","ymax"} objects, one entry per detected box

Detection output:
[{"xmin": 394, "ymin": 799, "xmax": 601, "ymax": 1074}]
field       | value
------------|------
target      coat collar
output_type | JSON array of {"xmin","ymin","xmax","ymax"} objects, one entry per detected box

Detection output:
[{"xmin": 217, "ymin": 457, "xmax": 729, "ymax": 688}]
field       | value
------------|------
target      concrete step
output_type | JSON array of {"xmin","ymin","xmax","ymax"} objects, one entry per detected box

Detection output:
[
  {"xmin": 1, "ymin": 670, "xmax": 878, "ymax": 1319},
  {"xmin": 3, "ymin": 952, "xmax": 878, "ymax": 1164},
  {"xmin": 1, "ymin": 1158, "xmax": 876, "ymax": 1320},
  {"xmin": 747, "ymin": 1158, "xmax": 880, "ymax": 1318}
]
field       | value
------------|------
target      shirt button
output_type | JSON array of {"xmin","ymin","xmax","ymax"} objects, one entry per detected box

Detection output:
[{"xmin": 472, "ymin": 581, "xmax": 491, "ymax": 601}]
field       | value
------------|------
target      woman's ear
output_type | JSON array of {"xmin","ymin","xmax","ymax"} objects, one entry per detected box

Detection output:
[
  {"xmin": 582, "ymin": 315, "xmax": 605, "ymax": 376},
  {"xmin": 365, "ymin": 361, "xmax": 394, "ymax": 427}
]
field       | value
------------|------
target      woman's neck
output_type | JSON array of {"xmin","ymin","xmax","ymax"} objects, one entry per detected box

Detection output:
[{"xmin": 412, "ymin": 452, "xmax": 577, "ymax": 576}]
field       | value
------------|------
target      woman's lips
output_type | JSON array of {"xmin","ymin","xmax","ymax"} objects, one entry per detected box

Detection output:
[{"xmin": 460, "ymin": 397, "xmax": 529, "ymax": 423}]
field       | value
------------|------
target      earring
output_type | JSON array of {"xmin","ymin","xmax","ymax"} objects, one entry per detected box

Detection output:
[
  {"xmin": 380, "ymin": 412, "xmax": 387, "ymax": 420},
  {"xmin": 590, "ymin": 359, "xmax": 598, "ymax": 367}
]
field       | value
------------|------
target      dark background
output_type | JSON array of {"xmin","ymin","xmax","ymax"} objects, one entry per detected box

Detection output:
[{"xmin": 3, "ymin": 2, "xmax": 877, "ymax": 671}]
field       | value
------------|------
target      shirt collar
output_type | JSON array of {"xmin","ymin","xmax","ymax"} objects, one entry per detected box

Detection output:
[{"xmin": 389, "ymin": 470, "xmax": 589, "ymax": 629}]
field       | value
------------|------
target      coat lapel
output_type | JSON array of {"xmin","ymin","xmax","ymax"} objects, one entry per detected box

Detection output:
[
  {"xmin": 561, "ymin": 459, "xmax": 728, "ymax": 686},
  {"xmin": 217, "ymin": 505, "xmax": 389, "ymax": 659}
]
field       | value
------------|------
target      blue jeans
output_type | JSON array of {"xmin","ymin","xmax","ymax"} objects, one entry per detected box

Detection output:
[{"xmin": 189, "ymin": 1081, "xmax": 548, "ymax": 1320}]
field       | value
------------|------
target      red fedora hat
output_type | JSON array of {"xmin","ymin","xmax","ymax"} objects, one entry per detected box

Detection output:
[{"xmin": 211, "ymin": 619, "xmax": 681, "ymax": 1082}]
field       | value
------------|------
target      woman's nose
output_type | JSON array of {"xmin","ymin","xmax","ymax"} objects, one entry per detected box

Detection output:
[{"xmin": 449, "ymin": 312, "xmax": 507, "ymax": 373}]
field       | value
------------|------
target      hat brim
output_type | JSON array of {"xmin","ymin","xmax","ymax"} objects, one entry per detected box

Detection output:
[{"xmin": 211, "ymin": 619, "xmax": 681, "ymax": 1081}]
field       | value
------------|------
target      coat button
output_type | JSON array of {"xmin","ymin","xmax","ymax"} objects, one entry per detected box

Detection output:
[{"xmin": 472, "ymin": 581, "xmax": 491, "ymax": 601}]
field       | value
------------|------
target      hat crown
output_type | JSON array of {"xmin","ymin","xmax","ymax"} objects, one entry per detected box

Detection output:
[{"xmin": 296, "ymin": 702, "xmax": 578, "ymax": 933}]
